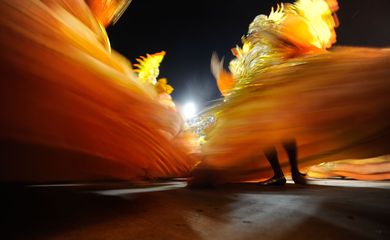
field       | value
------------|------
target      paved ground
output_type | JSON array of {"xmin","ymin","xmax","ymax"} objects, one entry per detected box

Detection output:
[{"xmin": 2, "ymin": 179, "xmax": 390, "ymax": 240}]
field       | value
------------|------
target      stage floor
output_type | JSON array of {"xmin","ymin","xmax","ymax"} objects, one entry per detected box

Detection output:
[{"xmin": 2, "ymin": 179, "xmax": 390, "ymax": 240}]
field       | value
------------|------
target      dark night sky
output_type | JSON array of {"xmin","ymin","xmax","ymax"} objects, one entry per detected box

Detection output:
[{"xmin": 107, "ymin": 0, "xmax": 390, "ymax": 109}]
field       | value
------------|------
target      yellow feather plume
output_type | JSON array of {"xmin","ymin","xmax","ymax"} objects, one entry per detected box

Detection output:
[
  {"xmin": 133, "ymin": 51, "xmax": 166, "ymax": 85},
  {"xmin": 133, "ymin": 51, "xmax": 174, "ymax": 95}
]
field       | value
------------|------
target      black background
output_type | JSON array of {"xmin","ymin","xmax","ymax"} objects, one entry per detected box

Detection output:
[{"xmin": 107, "ymin": 0, "xmax": 390, "ymax": 109}]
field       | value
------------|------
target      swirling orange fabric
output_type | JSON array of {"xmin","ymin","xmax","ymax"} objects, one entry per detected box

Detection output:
[{"xmin": 0, "ymin": 0, "xmax": 196, "ymax": 182}]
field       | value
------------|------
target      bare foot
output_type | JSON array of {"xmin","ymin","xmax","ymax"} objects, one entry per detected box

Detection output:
[
  {"xmin": 258, "ymin": 176, "xmax": 286, "ymax": 186},
  {"xmin": 292, "ymin": 173, "xmax": 307, "ymax": 185}
]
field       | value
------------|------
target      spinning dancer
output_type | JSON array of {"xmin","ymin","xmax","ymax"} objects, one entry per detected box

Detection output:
[{"xmin": 189, "ymin": 0, "xmax": 390, "ymax": 186}]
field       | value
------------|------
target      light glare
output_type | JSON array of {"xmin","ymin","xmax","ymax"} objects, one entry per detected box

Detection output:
[{"xmin": 182, "ymin": 102, "xmax": 196, "ymax": 120}]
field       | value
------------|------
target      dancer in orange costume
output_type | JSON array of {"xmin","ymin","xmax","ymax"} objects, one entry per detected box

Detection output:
[
  {"xmin": 0, "ymin": 0, "xmax": 197, "ymax": 183},
  {"xmin": 189, "ymin": 0, "xmax": 390, "ymax": 186}
]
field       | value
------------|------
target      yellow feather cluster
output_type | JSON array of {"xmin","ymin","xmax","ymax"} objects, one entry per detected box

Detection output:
[
  {"xmin": 133, "ymin": 51, "xmax": 174, "ymax": 95},
  {"xmin": 155, "ymin": 78, "xmax": 174, "ymax": 94},
  {"xmin": 133, "ymin": 51, "xmax": 165, "ymax": 85},
  {"xmin": 228, "ymin": 0, "xmax": 338, "ymax": 85},
  {"xmin": 267, "ymin": 4, "xmax": 286, "ymax": 23},
  {"xmin": 293, "ymin": 0, "xmax": 338, "ymax": 49}
]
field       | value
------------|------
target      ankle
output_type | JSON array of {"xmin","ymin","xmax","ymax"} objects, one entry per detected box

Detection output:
[{"xmin": 274, "ymin": 172, "xmax": 284, "ymax": 178}]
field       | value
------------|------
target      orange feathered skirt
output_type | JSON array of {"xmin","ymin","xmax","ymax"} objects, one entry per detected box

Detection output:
[
  {"xmin": 192, "ymin": 47, "xmax": 390, "ymax": 184},
  {"xmin": 0, "ymin": 0, "xmax": 196, "ymax": 182}
]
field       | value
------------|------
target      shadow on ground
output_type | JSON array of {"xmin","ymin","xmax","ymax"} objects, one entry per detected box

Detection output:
[{"xmin": 1, "ymin": 181, "xmax": 389, "ymax": 240}]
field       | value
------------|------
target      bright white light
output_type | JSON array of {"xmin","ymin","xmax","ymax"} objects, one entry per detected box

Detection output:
[{"xmin": 181, "ymin": 102, "xmax": 197, "ymax": 120}]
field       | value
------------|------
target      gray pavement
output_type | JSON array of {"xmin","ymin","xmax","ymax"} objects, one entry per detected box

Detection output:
[{"xmin": 2, "ymin": 179, "xmax": 390, "ymax": 240}]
